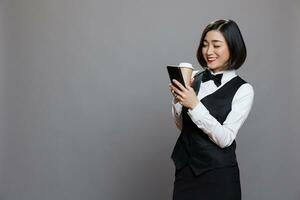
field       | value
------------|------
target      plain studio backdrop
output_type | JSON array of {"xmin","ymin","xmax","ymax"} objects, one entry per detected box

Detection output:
[{"xmin": 0, "ymin": 0, "xmax": 299, "ymax": 199}]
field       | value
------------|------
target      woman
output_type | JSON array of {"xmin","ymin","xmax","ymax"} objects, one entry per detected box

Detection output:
[{"xmin": 169, "ymin": 19, "xmax": 254, "ymax": 200}]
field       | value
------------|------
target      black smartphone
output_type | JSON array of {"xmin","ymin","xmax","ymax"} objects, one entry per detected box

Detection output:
[{"xmin": 167, "ymin": 65, "xmax": 186, "ymax": 88}]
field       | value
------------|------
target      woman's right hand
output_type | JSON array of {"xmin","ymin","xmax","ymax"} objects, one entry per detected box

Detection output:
[{"xmin": 169, "ymin": 76, "xmax": 194, "ymax": 104}]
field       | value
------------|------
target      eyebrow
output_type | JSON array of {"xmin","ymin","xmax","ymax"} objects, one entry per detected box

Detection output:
[{"xmin": 203, "ymin": 39, "xmax": 224, "ymax": 43}]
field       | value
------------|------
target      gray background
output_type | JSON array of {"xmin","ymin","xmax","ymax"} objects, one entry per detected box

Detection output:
[{"xmin": 0, "ymin": 0, "xmax": 300, "ymax": 199}]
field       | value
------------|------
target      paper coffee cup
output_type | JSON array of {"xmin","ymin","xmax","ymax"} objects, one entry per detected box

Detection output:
[{"xmin": 178, "ymin": 62, "xmax": 193, "ymax": 87}]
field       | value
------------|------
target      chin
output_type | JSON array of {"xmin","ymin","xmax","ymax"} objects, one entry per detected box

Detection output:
[
  {"xmin": 207, "ymin": 66, "xmax": 217, "ymax": 71},
  {"xmin": 207, "ymin": 64, "xmax": 224, "ymax": 72}
]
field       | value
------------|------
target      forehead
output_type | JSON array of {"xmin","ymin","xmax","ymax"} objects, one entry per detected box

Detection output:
[{"xmin": 203, "ymin": 30, "xmax": 226, "ymax": 42}]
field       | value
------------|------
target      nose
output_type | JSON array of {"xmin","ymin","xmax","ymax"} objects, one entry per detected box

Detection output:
[{"xmin": 206, "ymin": 45, "xmax": 214, "ymax": 56}]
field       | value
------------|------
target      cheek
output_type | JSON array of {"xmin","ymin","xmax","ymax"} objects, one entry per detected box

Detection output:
[
  {"xmin": 202, "ymin": 49, "xmax": 207, "ymax": 59},
  {"xmin": 218, "ymin": 48, "xmax": 230, "ymax": 60}
]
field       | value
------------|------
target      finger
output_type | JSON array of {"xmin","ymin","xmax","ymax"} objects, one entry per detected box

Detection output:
[
  {"xmin": 169, "ymin": 84, "xmax": 176, "ymax": 94},
  {"xmin": 172, "ymin": 79, "xmax": 187, "ymax": 92},
  {"xmin": 170, "ymin": 84, "xmax": 184, "ymax": 97},
  {"xmin": 168, "ymin": 85, "xmax": 173, "ymax": 92},
  {"xmin": 176, "ymin": 96, "xmax": 183, "ymax": 104},
  {"xmin": 171, "ymin": 90, "xmax": 177, "ymax": 97},
  {"xmin": 169, "ymin": 85, "xmax": 179, "ymax": 99},
  {"xmin": 168, "ymin": 84, "xmax": 175, "ymax": 93}
]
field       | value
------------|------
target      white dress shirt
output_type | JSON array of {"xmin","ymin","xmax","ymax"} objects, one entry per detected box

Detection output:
[{"xmin": 171, "ymin": 69, "xmax": 254, "ymax": 148}]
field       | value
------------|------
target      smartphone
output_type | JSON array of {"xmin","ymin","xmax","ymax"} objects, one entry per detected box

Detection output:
[{"xmin": 167, "ymin": 65, "xmax": 186, "ymax": 88}]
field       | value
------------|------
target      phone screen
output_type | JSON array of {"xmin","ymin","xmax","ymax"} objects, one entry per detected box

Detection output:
[{"xmin": 167, "ymin": 66, "xmax": 186, "ymax": 88}]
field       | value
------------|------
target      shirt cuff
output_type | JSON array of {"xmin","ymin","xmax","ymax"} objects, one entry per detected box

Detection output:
[
  {"xmin": 172, "ymin": 98, "xmax": 183, "ymax": 116},
  {"xmin": 187, "ymin": 102, "xmax": 210, "ymax": 123}
]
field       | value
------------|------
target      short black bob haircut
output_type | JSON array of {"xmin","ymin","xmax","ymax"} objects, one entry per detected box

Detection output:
[{"xmin": 197, "ymin": 19, "xmax": 247, "ymax": 70}]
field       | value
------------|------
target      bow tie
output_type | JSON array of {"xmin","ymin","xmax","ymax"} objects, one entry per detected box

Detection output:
[{"xmin": 202, "ymin": 69, "xmax": 223, "ymax": 87}]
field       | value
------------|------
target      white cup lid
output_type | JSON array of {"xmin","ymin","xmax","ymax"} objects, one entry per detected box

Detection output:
[{"xmin": 178, "ymin": 62, "xmax": 194, "ymax": 69}]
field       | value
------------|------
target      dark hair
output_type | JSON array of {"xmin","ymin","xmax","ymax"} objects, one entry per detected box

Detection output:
[{"xmin": 196, "ymin": 19, "xmax": 247, "ymax": 70}]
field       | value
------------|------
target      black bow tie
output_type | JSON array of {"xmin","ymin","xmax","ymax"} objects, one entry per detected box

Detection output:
[{"xmin": 202, "ymin": 69, "xmax": 223, "ymax": 87}]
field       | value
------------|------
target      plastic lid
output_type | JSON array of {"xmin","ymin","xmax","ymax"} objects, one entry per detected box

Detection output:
[{"xmin": 178, "ymin": 62, "xmax": 194, "ymax": 69}]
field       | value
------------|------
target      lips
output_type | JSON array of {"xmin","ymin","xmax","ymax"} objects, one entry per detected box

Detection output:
[{"xmin": 207, "ymin": 57, "xmax": 217, "ymax": 63}]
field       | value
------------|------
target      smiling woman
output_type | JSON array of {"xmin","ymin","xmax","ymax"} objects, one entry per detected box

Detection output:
[{"xmin": 168, "ymin": 19, "xmax": 254, "ymax": 200}]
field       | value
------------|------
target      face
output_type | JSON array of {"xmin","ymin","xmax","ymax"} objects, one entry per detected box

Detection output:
[{"xmin": 202, "ymin": 30, "xmax": 230, "ymax": 73}]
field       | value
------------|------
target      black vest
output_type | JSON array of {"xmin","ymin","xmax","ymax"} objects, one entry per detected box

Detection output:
[{"xmin": 171, "ymin": 71, "xmax": 247, "ymax": 176}]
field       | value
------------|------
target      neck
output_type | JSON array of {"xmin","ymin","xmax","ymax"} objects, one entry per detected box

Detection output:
[{"xmin": 207, "ymin": 66, "xmax": 228, "ymax": 74}]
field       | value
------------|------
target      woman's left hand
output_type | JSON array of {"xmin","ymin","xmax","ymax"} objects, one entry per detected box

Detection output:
[{"xmin": 169, "ymin": 79, "xmax": 199, "ymax": 109}]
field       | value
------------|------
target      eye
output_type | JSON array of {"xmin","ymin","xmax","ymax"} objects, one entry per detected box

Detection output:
[
  {"xmin": 214, "ymin": 45, "xmax": 220, "ymax": 48},
  {"xmin": 202, "ymin": 43, "xmax": 208, "ymax": 47}
]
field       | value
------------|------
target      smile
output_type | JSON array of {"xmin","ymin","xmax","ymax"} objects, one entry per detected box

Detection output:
[{"xmin": 207, "ymin": 58, "xmax": 217, "ymax": 63}]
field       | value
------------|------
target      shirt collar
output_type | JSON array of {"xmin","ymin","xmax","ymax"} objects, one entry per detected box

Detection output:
[{"xmin": 208, "ymin": 68, "xmax": 237, "ymax": 85}]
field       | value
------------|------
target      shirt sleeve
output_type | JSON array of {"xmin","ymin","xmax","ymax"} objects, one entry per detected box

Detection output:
[
  {"xmin": 187, "ymin": 83, "xmax": 254, "ymax": 148},
  {"xmin": 171, "ymin": 98, "xmax": 183, "ymax": 130}
]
